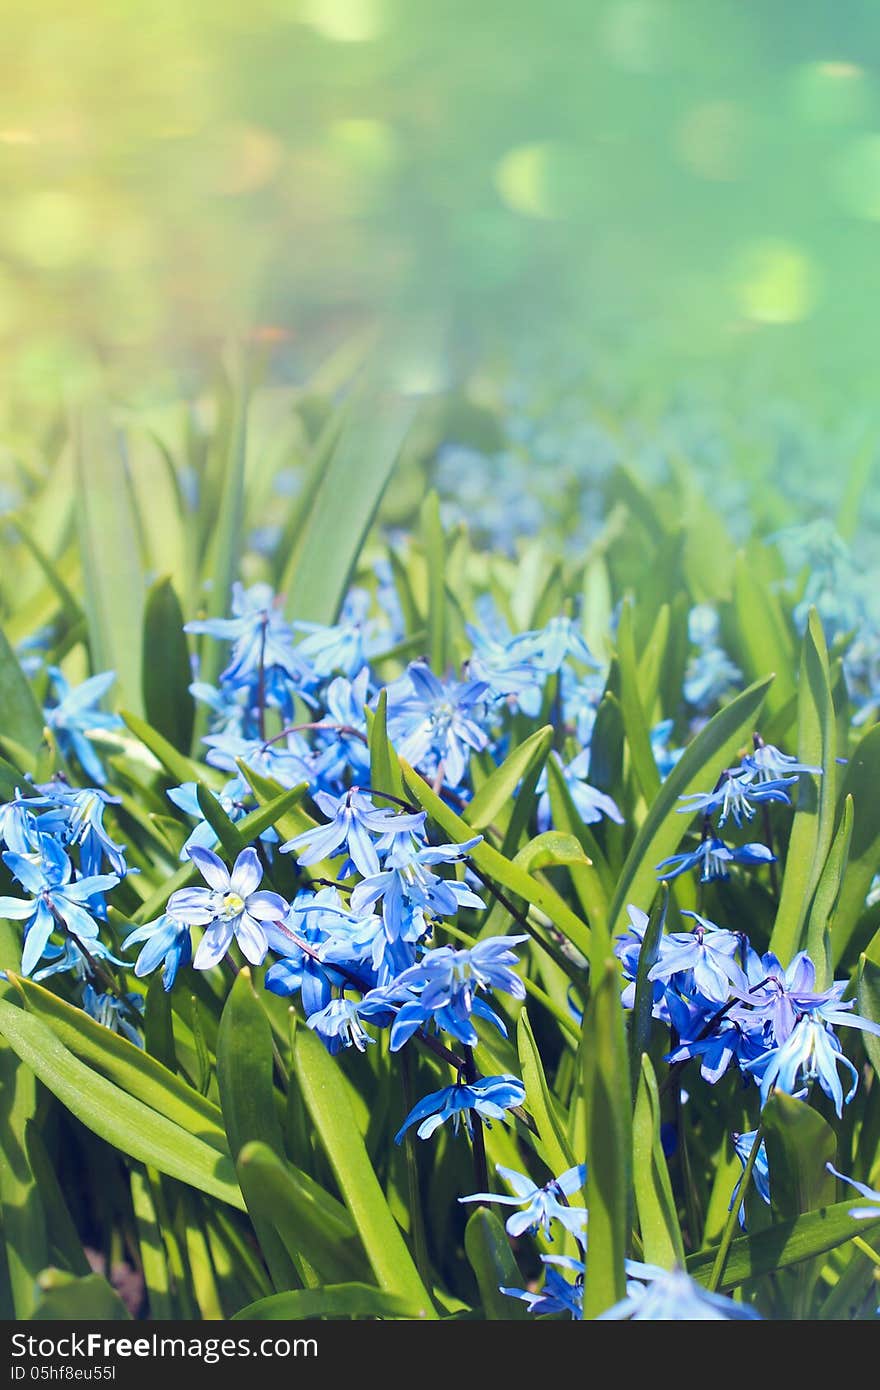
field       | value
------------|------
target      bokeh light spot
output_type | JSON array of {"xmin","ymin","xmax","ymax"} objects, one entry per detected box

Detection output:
[
  {"xmin": 733, "ymin": 239, "xmax": 818, "ymax": 324},
  {"xmin": 300, "ymin": 0, "xmax": 385, "ymax": 43}
]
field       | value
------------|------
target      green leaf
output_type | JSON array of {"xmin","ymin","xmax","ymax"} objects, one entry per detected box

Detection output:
[
  {"xmin": 421, "ymin": 490, "xmax": 447, "ymax": 674},
  {"xmin": 805, "ymin": 794, "xmax": 853, "ymax": 983},
  {"xmin": 142, "ymin": 576, "xmax": 195, "ymax": 753},
  {"xmin": 513, "ymin": 831, "xmax": 590, "ymax": 874},
  {"xmin": 0, "ymin": 623, "xmax": 44, "ymax": 754},
  {"xmin": 73, "ymin": 403, "xmax": 146, "ymax": 713},
  {"xmin": 130, "ymin": 1167, "xmax": 173, "ymax": 1320},
  {"xmin": 617, "ymin": 598, "xmax": 660, "ymax": 804},
  {"xmin": 856, "ymin": 955, "xmax": 880, "ymax": 1075},
  {"xmin": 582, "ymin": 958, "xmax": 632, "ymax": 1318},
  {"xmin": 217, "ymin": 971, "xmax": 285, "ymax": 1160},
  {"xmin": 831, "ymin": 724, "xmax": 880, "ymax": 965},
  {"xmin": 8, "ymin": 973, "xmax": 226, "ymax": 1150},
  {"xmin": 400, "ymin": 758, "xmax": 591, "ymax": 957},
  {"xmin": 545, "ymin": 752, "xmax": 611, "ymax": 922},
  {"xmin": 0, "ymin": 1019, "xmax": 47, "ymax": 1318},
  {"xmin": 24, "ymin": 1124, "xmax": 90, "ymax": 1278},
  {"xmin": 517, "ymin": 1010, "xmax": 577, "ymax": 1178},
  {"xmin": 293, "ymin": 1024, "xmax": 435, "ymax": 1315},
  {"xmin": 687, "ymin": 1201, "xmax": 880, "ymax": 1291},
  {"xmin": 236, "ymin": 1141, "xmax": 367, "ymax": 1286},
  {"xmin": 121, "ymin": 709, "xmax": 209, "ymax": 787},
  {"xmin": 464, "ymin": 1209, "xmax": 528, "ymax": 1320},
  {"xmin": 607, "ymin": 676, "xmax": 773, "ymax": 938},
  {"xmin": 283, "ymin": 392, "xmax": 415, "ymax": 624},
  {"xmin": 196, "ymin": 383, "xmax": 248, "ymax": 694},
  {"xmin": 770, "ymin": 611, "xmax": 837, "ymax": 969},
  {"xmin": 234, "ymin": 1283, "xmax": 422, "ymax": 1321},
  {"xmin": 0, "ymin": 1001, "xmax": 243, "ymax": 1208},
  {"xmin": 466, "ymin": 726, "xmax": 553, "ymax": 833},
  {"xmin": 31, "ymin": 1271, "xmax": 131, "ymax": 1321},
  {"xmin": 633, "ymin": 1054, "xmax": 685, "ymax": 1269},
  {"xmin": 368, "ymin": 688, "xmax": 404, "ymax": 801},
  {"xmin": 763, "ymin": 1092, "xmax": 836, "ymax": 1219},
  {"xmin": 629, "ymin": 884, "xmax": 667, "ymax": 1092},
  {"xmin": 731, "ymin": 551, "xmax": 795, "ymax": 721}
]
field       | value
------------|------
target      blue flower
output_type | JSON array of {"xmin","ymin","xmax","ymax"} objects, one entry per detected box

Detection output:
[
  {"xmin": 28, "ymin": 783, "xmax": 128, "ymax": 876},
  {"xmin": 292, "ymin": 589, "xmax": 373, "ymax": 679},
  {"xmin": 510, "ymin": 616, "xmax": 597, "ymax": 675},
  {"xmin": 501, "ymin": 1255, "xmax": 584, "ymax": 1318},
  {"xmin": 185, "ymin": 582, "xmax": 303, "ymax": 688},
  {"xmin": 82, "ymin": 984, "xmax": 143, "ymax": 1047},
  {"xmin": 394, "ymin": 1074, "xmax": 525, "ymax": 1143},
  {"xmin": 385, "ymin": 935, "xmax": 527, "ymax": 1050},
  {"xmin": 599, "ymin": 1264, "xmax": 761, "ymax": 1319},
  {"xmin": 43, "ymin": 669, "xmax": 122, "ymax": 785},
  {"xmin": 746, "ymin": 1016, "xmax": 862, "ymax": 1117},
  {"xmin": 647, "ymin": 913, "xmax": 748, "ymax": 1004},
  {"xmin": 460, "ymin": 1163, "xmax": 587, "ymax": 1239},
  {"xmin": 122, "ymin": 912, "xmax": 193, "ymax": 991},
  {"xmin": 465, "ymin": 623, "xmax": 545, "ymax": 716},
  {"xmin": 305, "ymin": 997, "xmax": 377, "ymax": 1054},
  {"xmin": 656, "ymin": 835, "xmax": 774, "ymax": 883},
  {"xmin": 537, "ymin": 750, "xmax": 623, "ymax": 833},
  {"xmin": 677, "ymin": 769, "xmax": 794, "ymax": 829},
  {"xmin": 731, "ymin": 1130, "xmax": 771, "ymax": 1226},
  {"xmin": 386, "ymin": 662, "xmax": 490, "ymax": 788},
  {"xmin": 169, "ymin": 846, "xmax": 287, "ymax": 969},
  {"xmin": 749, "ymin": 742, "xmax": 821, "ymax": 781},
  {"xmin": 350, "ymin": 833, "xmax": 484, "ymax": 945},
  {"xmin": 281, "ymin": 789, "xmax": 423, "ymax": 878},
  {"xmin": 0, "ymin": 840, "xmax": 120, "ymax": 975}
]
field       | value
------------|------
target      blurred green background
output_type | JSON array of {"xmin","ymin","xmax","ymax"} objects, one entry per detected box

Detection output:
[{"xmin": 2, "ymin": 0, "xmax": 879, "ymax": 404}]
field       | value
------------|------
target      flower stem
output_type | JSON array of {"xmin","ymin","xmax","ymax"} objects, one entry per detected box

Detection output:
[{"xmin": 463, "ymin": 1046, "xmax": 489, "ymax": 1198}]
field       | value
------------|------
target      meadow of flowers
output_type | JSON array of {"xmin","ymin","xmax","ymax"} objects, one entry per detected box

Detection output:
[{"xmin": 0, "ymin": 364, "xmax": 879, "ymax": 1323}]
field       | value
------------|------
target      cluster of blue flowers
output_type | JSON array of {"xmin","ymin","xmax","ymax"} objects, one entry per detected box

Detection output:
[
  {"xmin": 0, "ymin": 773, "xmax": 140, "ymax": 1034},
  {"xmin": 456, "ymin": 1159, "xmax": 758, "ymax": 1319},
  {"xmin": 615, "ymin": 906, "xmax": 880, "ymax": 1120},
  {"xmin": 656, "ymin": 737, "xmax": 819, "ymax": 885}
]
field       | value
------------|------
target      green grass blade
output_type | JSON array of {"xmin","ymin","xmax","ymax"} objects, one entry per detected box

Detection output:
[{"xmin": 632, "ymin": 1054, "xmax": 685, "ymax": 1268}]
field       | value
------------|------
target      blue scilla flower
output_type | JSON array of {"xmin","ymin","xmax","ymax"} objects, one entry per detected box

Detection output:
[
  {"xmin": 677, "ymin": 769, "xmax": 794, "ymax": 829},
  {"xmin": 664, "ymin": 993, "xmax": 759, "ymax": 1084},
  {"xmin": 730, "ymin": 950, "xmax": 840, "ymax": 1044},
  {"xmin": 122, "ymin": 912, "xmax": 193, "ymax": 991},
  {"xmin": 293, "ymin": 588, "xmax": 373, "ymax": 679},
  {"xmin": 745, "ymin": 1013, "xmax": 879, "ymax": 1117},
  {"xmin": 202, "ymin": 731, "xmax": 314, "ymax": 790},
  {"xmin": 501, "ymin": 1255, "xmax": 584, "ymax": 1318},
  {"xmin": 650, "ymin": 720, "xmax": 684, "ymax": 780},
  {"xmin": 656, "ymin": 835, "xmax": 774, "ymax": 883},
  {"xmin": 537, "ymin": 750, "xmax": 623, "ymax": 834},
  {"xmin": 599, "ymin": 1264, "xmax": 761, "ymax": 1320},
  {"xmin": 647, "ymin": 912, "xmax": 748, "ymax": 1004},
  {"xmin": 460, "ymin": 1163, "xmax": 587, "ymax": 1239},
  {"xmin": 28, "ymin": 782, "xmax": 128, "ymax": 876},
  {"xmin": 826, "ymin": 1165, "xmax": 880, "ymax": 1219},
  {"xmin": 185, "ymin": 582, "xmax": 303, "ymax": 688},
  {"xmin": 169, "ymin": 846, "xmax": 288, "ymax": 970},
  {"xmin": 33, "ymin": 934, "xmax": 125, "ymax": 983},
  {"xmin": 394, "ymin": 1074, "xmax": 526, "ymax": 1143},
  {"xmin": 465, "ymin": 623, "xmax": 546, "ymax": 717},
  {"xmin": 0, "ymin": 840, "xmax": 120, "ymax": 975},
  {"xmin": 350, "ymin": 833, "xmax": 484, "ymax": 945},
  {"xmin": 510, "ymin": 616, "xmax": 597, "ymax": 675},
  {"xmin": 305, "ymin": 997, "xmax": 376, "ymax": 1054},
  {"xmin": 82, "ymin": 984, "xmax": 143, "ymax": 1047},
  {"xmin": 731, "ymin": 1130, "xmax": 771, "ymax": 1227},
  {"xmin": 311, "ymin": 668, "xmax": 372, "ymax": 783},
  {"xmin": 684, "ymin": 648, "xmax": 742, "ymax": 710},
  {"xmin": 0, "ymin": 794, "xmax": 41, "ymax": 855},
  {"xmin": 386, "ymin": 662, "xmax": 490, "ymax": 789},
  {"xmin": 749, "ymin": 742, "xmax": 821, "ymax": 782},
  {"xmin": 281, "ymin": 789, "xmax": 424, "ymax": 878},
  {"xmin": 386, "ymin": 936, "xmax": 527, "ymax": 1050},
  {"xmin": 43, "ymin": 668, "xmax": 122, "ymax": 786}
]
